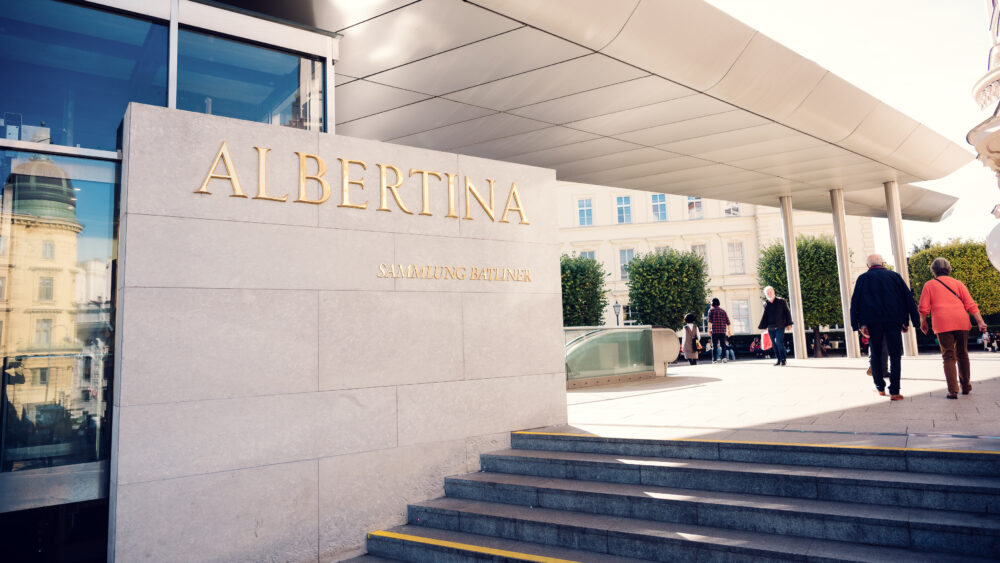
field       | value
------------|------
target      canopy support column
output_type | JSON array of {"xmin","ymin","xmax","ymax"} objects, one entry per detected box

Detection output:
[
  {"xmin": 884, "ymin": 180, "xmax": 919, "ymax": 356},
  {"xmin": 779, "ymin": 196, "xmax": 808, "ymax": 359},
  {"xmin": 830, "ymin": 188, "xmax": 860, "ymax": 358}
]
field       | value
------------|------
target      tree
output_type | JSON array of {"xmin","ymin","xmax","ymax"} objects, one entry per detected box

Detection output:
[
  {"xmin": 908, "ymin": 239, "xmax": 1000, "ymax": 324},
  {"xmin": 561, "ymin": 254, "xmax": 609, "ymax": 326},
  {"xmin": 758, "ymin": 236, "xmax": 843, "ymax": 357},
  {"xmin": 910, "ymin": 235, "xmax": 934, "ymax": 255},
  {"xmin": 626, "ymin": 249, "xmax": 709, "ymax": 329}
]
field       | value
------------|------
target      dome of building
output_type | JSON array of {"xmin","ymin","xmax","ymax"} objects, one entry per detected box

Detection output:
[{"xmin": 3, "ymin": 155, "xmax": 78, "ymax": 221}]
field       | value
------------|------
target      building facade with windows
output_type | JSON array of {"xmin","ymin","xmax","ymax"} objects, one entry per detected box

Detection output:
[{"xmin": 559, "ymin": 183, "xmax": 876, "ymax": 330}]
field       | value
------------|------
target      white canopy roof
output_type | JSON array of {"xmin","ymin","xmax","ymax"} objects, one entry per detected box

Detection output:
[{"xmin": 327, "ymin": 0, "xmax": 971, "ymax": 221}]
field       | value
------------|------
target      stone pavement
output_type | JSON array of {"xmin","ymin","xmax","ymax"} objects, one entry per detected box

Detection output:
[{"xmin": 543, "ymin": 352, "xmax": 1000, "ymax": 454}]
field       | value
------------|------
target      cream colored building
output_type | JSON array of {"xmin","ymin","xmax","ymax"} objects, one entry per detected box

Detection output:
[{"xmin": 558, "ymin": 182, "xmax": 876, "ymax": 331}]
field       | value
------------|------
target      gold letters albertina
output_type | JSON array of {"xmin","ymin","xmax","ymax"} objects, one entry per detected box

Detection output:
[{"xmin": 196, "ymin": 141, "xmax": 529, "ymax": 225}]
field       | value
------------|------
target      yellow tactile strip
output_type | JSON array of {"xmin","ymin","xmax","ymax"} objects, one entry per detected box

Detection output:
[
  {"xmin": 512, "ymin": 431, "xmax": 1000, "ymax": 456},
  {"xmin": 367, "ymin": 530, "xmax": 580, "ymax": 563}
]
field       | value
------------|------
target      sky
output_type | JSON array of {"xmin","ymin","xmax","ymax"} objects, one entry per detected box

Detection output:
[{"xmin": 705, "ymin": 0, "xmax": 1000, "ymax": 264}]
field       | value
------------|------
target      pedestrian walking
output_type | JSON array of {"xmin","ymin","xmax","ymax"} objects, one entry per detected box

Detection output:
[
  {"xmin": 682, "ymin": 313, "xmax": 701, "ymax": 365},
  {"xmin": 917, "ymin": 257, "xmax": 989, "ymax": 399},
  {"xmin": 708, "ymin": 298, "xmax": 732, "ymax": 364},
  {"xmin": 849, "ymin": 254, "xmax": 920, "ymax": 400},
  {"xmin": 757, "ymin": 286, "xmax": 793, "ymax": 366}
]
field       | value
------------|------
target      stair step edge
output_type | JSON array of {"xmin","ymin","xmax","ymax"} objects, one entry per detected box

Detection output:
[{"xmin": 445, "ymin": 472, "xmax": 1000, "ymax": 529}]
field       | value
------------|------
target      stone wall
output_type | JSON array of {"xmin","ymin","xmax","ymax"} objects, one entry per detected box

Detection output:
[{"xmin": 109, "ymin": 104, "xmax": 566, "ymax": 561}]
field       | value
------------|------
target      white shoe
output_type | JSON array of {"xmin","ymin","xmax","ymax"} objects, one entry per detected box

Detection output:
[{"xmin": 722, "ymin": 358, "xmax": 728, "ymax": 363}]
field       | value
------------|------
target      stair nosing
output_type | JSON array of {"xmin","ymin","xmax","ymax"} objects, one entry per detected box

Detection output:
[
  {"xmin": 483, "ymin": 448, "xmax": 1000, "ymax": 492},
  {"xmin": 405, "ymin": 498, "xmax": 994, "ymax": 562},
  {"xmin": 445, "ymin": 471, "xmax": 1000, "ymax": 532}
]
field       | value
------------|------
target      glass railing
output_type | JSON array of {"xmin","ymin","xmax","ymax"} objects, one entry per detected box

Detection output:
[{"xmin": 564, "ymin": 326, "xmax": 653, "ymax": 381}]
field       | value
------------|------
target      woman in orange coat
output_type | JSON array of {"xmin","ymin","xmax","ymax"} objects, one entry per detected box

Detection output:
[{"xmin": 918, "ymin": 257, "xmax": 989, "ymax": 399}]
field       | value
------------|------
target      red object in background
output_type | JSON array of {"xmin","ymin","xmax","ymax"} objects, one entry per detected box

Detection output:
[{"xmin": 761, "ymin": 332, "xmax": 773, "ymax": 350}]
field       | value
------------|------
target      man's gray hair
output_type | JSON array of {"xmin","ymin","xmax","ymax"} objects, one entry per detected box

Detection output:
[
  {"xmin": 763, "ymin": 286, "xmax": 775, "ymax": 296},
  {"xmin": 930, "ymin": 257, "xmax": 952, "ymax": 277},
  {"xmin": 866, "ymin": 254, "xmax": 884, "ymax": 268}
]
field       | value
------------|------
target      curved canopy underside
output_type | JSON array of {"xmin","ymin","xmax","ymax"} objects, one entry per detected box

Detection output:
[{"xmin": 318, "ymin": 0, "xmax": 971, "ymax": 221}]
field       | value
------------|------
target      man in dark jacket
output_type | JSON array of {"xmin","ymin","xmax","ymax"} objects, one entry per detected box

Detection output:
[
  {"xmin": 850, "ymin": 254, "xmax": 920, "ymax": 400},
  {"xmin": 758, "ymin": 286, "xmax": 793, "ymax": 366}
]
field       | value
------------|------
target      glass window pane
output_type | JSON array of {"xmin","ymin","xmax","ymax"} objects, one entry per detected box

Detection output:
[
  {"xmin": 580, "ymin": 250, "xmax": 595, "ymax": 260},
  {"xmin": 577, "ymin": 198, "xmax": 592, "ymax": 226},
  {"xmin": 733, "ymin": 300, "xmax": 750, "ymax": 333},
  {"xmin": 0, "ymin": 0, "xmax": 168, "ymax": 151},
  {"xmin": 1, "ymin": 151, "xmax": 118, "ymax": 472},
  {"xmin": 616, "ymin": 196, "xmax": 631, "ymax": 224},
  {"xmin": 178, "ymin": 29, "xmax": 324, "ymax": 131},
  {"xmin": 687, "ymin": 196, "xmax": 703, "ymax": 220},
  {"xmin": 728, "ymin": 241, "xmax": 745, "ymax": 274},
  {"xmin": 619, "ymin": 248, "xmax": 634, "ymax": 280},
  {"xmin": 651, "ymin": 194, "xmax": 666, "ymax": 221}
]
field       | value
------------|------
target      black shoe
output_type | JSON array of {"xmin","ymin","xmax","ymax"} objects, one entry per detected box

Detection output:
[
  {"xmin": 781, "ymin": 361, "xmax": 787, "ymax": 366},
  {"xmin": 774, "ymin": 361, "xmax": 781, "ymax": 366}
]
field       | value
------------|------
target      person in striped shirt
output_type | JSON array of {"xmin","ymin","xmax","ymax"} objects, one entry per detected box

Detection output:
[{"xmin": 708, "ymin": 298, "xmax": 732, "ymax": 364}]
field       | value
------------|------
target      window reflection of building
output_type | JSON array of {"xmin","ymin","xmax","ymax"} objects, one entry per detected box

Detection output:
[{"xmin": 1, "ymin": 155, "xmax": 111, "ymax": 472}]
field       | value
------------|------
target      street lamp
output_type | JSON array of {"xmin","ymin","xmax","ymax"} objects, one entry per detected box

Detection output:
[{"xmin": 613, "ymin": 301, "xmax": 621, "ymax": 326}]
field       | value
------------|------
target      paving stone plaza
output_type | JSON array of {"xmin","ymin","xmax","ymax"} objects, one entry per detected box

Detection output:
[{"xmin": 562, "ymin": 354, "xmax": 1000, "ymax": 452}]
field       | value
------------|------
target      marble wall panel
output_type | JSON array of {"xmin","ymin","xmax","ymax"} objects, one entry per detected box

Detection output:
[
  {"xmin": 114, "ymin": 461, "xmax": 318, "ymax": 562},
  {"xmin": 317, "ymin": 291, "xmax": 464, "ymax": 390},
  {"xmin": 113, "ymin": 104, "xmax": 566, "ymax": 561},
  {"xmin": 315, "ymin": 133, "xmax": 462, "ymax": 237},
  {"xmin": 317, "ymin": 440, "xmax": 468, "ymax": 561},
  {"xmin": 119, "ymin": 288, "xmax": 319, "ymax": 405},
  {"xmin": 461, "ymin": 292, "xmax": 565, "ymax": 379},
  {"xmin": 456, "ymin": 153, "xmax": 557, "ymax": 243},
  {"xmin": 391, "ymin": 234, "xmax": 560, "ymax": 294},
  {"xmin": 115, "ymin": 387, "xmax": 396, "ymax": 484},
  {"xmin": 121, "ymin": 214, "xmax": 395, "ymax": 291},
  {"xmin": 396, "ymin": 372, "xmax": 567, "ymax": 446},
  {"xmin": 122, "ymin": 104, "xmax": 321, "ymax": 227}
]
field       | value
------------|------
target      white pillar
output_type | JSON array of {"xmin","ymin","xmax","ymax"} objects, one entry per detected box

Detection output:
[
  {"xmin": 829, "ymin": 188, "xmax": 860, "ymax": 358},
  {"xmin": 325, "ymin": 36, "xmax": 339, "ymax": 133},
  {"xmin": 779, "ymin": 196, "xmax": 809, "ymax": 359},
  {"xmin": 884, "ymin": 180, "xmax": 919, "ymax": 356}
]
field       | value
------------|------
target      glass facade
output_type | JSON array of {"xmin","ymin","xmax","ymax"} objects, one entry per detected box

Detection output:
[
  {"xmin": 178, "ymin": 29, "xmax": 324, "ymax": 130},
  {"xmin": 577, "ymin": 198, "xmax": 592, "ymax": 226},
  {"xmin": 0, "ymin": 0, "xmax": 168, "ymax": 151},
  {"xmin": 616, "ymin": 196, "xmax": 631, "ymax": 224},
  {"xmin": 1, "ymin": 151, "xmax": 117, "ymax": 472},
  {"xmin": 651, "ymin": 193, "xmax": 667, "ymax": 221},
  {"xmin": 0, "ymin": 0, "xmax": 330, "ymax": 525}
]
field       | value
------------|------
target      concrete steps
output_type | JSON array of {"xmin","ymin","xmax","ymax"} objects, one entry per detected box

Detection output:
[
  {"xmin": 363, "ymin": 433, "xmax": 1000, "ymax": 562},
  {"xmin": 479, "ymin": 449, "xmax": 1000, "ymax": 514},
  {"xmin": 441, "ymin": 472, "xmax": 1000, "ymax": 554}
]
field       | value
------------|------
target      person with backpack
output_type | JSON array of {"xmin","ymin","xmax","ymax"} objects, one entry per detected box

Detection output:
[{"xmin": 917, "ymin": 257, "xmax": 989, "ymax": 399}]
